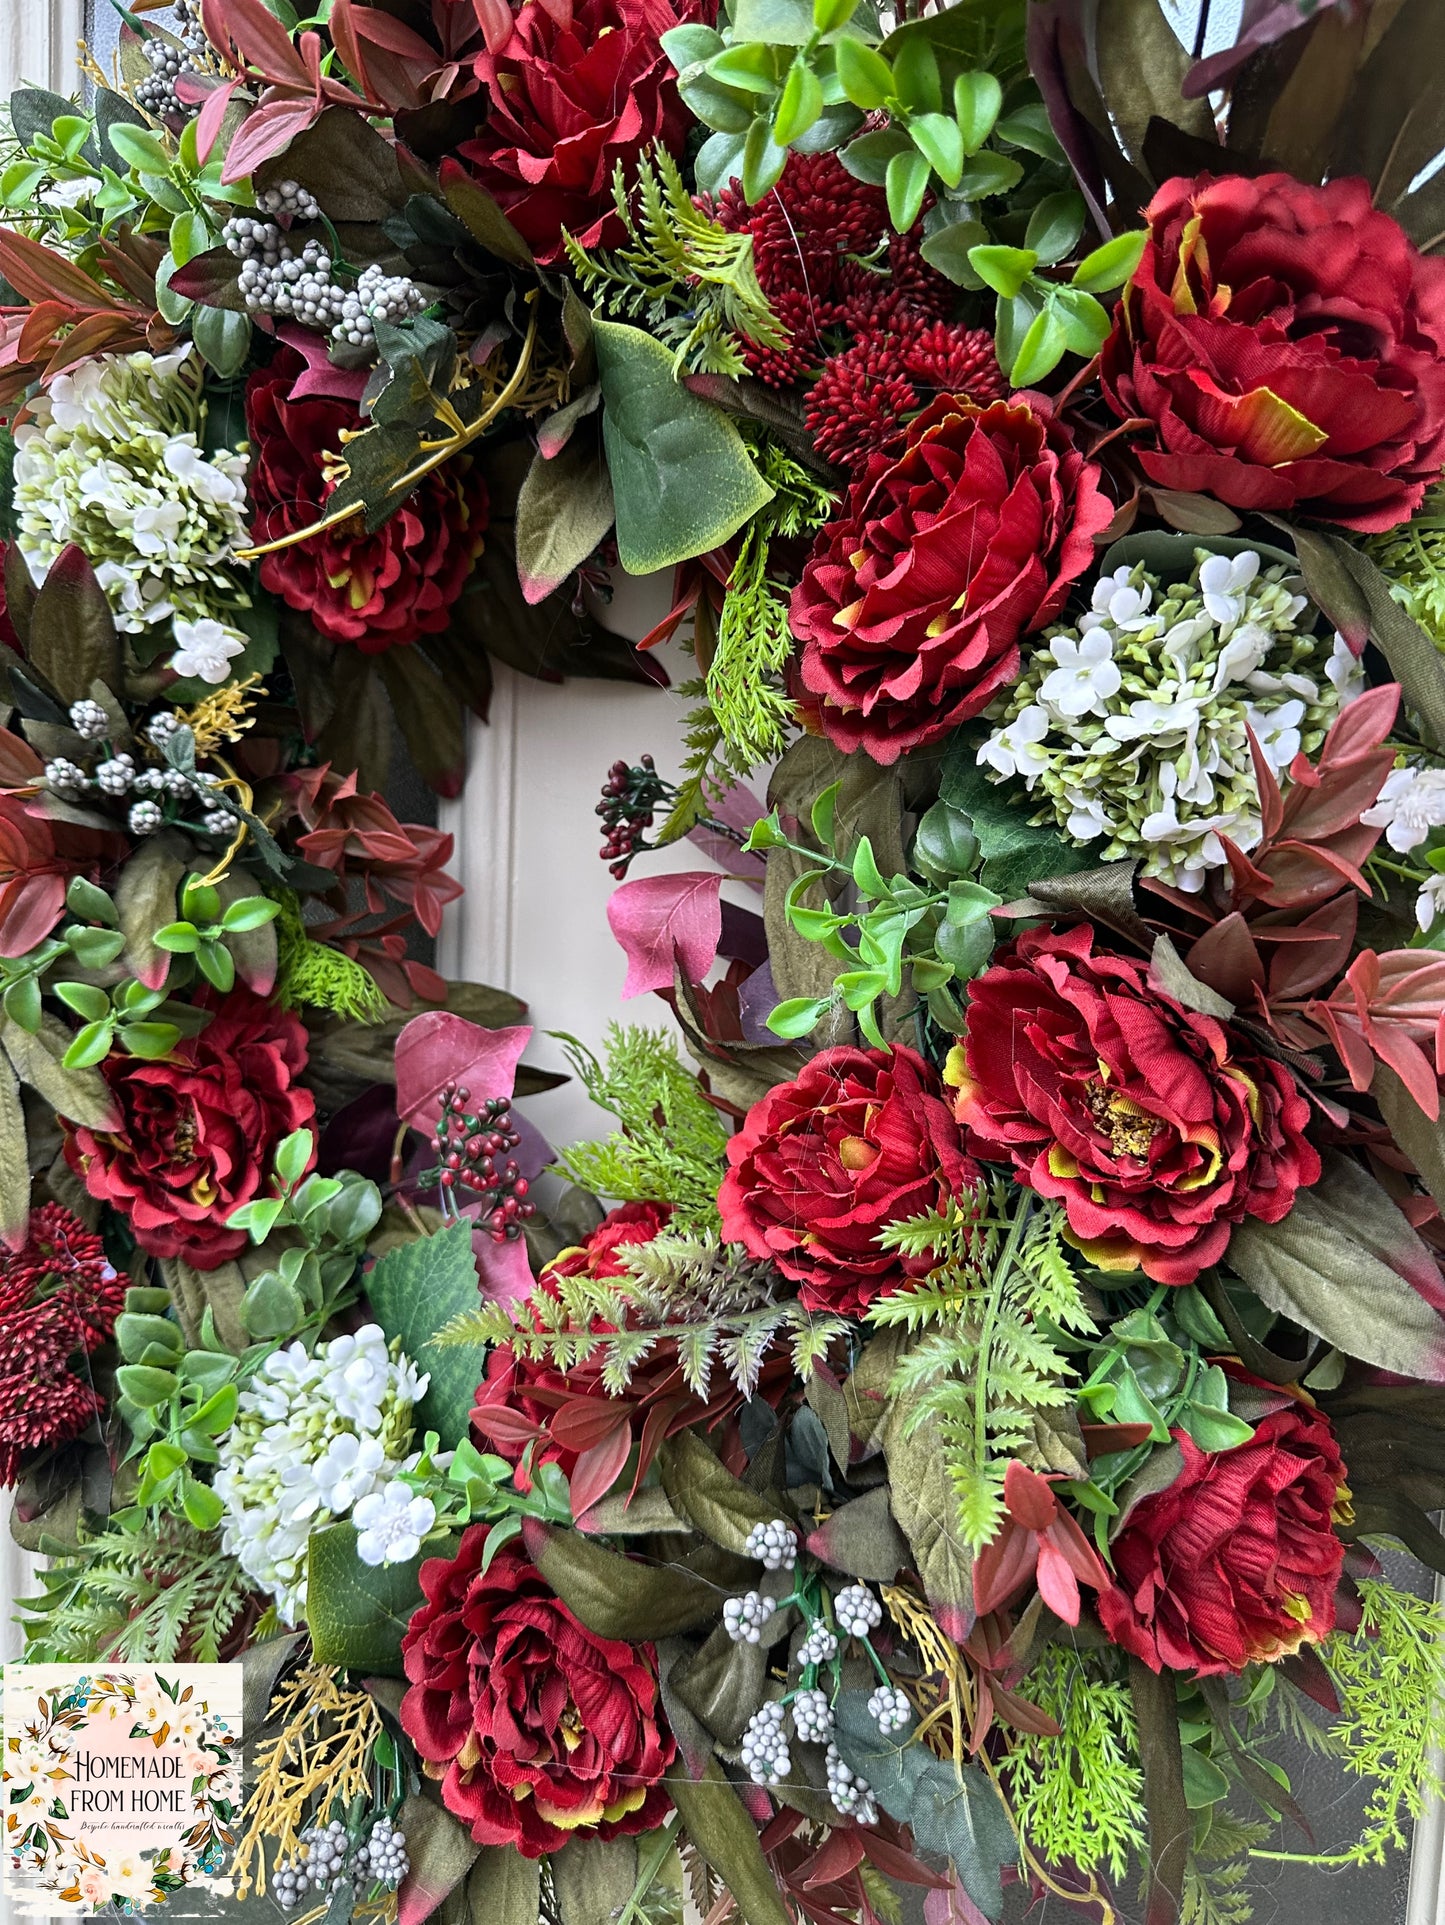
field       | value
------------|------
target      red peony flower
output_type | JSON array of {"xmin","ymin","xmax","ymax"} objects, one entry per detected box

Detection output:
[
  {"xmin": 455, "ymin": 0, "xmax": 693, "ymax": 265},
  {"xmin": 281, "ymin": 764, "xmax": 463, "ymax": 936},
  {"xmin": 1097, "ymin": 1384, "xmax": 1348, "ymax": 1675},
  {"xmin": 1101, "ymin": 172, "xmax": 1445, "ymax": 534},
  {"xmin": 791, "ymin": 394, "xmax": 1112, "ymax": 765},
  {"xmin": 948, "ymin": 924, "xmax": 1320, "ymax": 1286},
  {"xmin": 0, "ymin": 1203, "xmax": 125, "ymax": 1485},
  {"xmin": 400, "ymin": 1533, "xmax": 675, "ymax": 1854},
  {"xmin": 718, "ymin": 1044, "xmax": 977, "ymax": 1317},
  {"xmin": 65, "ymin": 990, "xmax": 315, "ymax": 1269},
  {"xmin": 472, "ymin": 1201, "xmax": 790, "ymax": 1515},
  {"xmin": 244, "ymin": 347, "xmax": 488, "ymax": 652}
]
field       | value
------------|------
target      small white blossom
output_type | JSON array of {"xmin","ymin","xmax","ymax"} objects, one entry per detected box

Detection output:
[
  {"xmin": 1362, "ymin": 765, "xmax": 1445, "ymax": 853},
  {"xmin": 354, "ymin": 1482, "xmax": 437, "ymax": 1567},
  {"xmin": 1198, "ymin": 550, "xmax": 1260, "ymax": 626},
  {"xmin": 215, "ymin": 1323, "xmax": 427, "ymax": 1624},
  {"xmin": 1039, "ymin": 631, "xmax": 1122, "ymax": 719},
  {"xmin": 979, "ymin": 549, "xmax": 1344, "ymax": 893},
  {"xmin": 12, "ymin": 345, "xmax": 250, "ymax": 638},
  {"xmin": 1326, "ymin": 632, "xmax": 1368, "ymax": 705},
  {"xmin": 170, "ymin": 616, "xmax": 247, "ymax": 685}
]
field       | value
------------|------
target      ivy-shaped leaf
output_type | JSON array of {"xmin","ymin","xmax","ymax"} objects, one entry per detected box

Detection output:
[
  {"xmin": 365, "ymin": 1222, "xmax": 486, "ymax": 1448},
  {"xmin": 307, "ymin": 1522, "xmax": 455, "ymax": 1675}
]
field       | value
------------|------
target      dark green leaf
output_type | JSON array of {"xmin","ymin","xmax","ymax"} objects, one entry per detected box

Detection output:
[
  {"xmin": 0, "ymin": 1048, "xmax": 29, "ymax": 1245},
  {"xmin": 520, "ymin": 1518, "xmax": 724, "ymax": 1640},
  {"xmin": 594, "ymin": 321, "xmax": 774, "ymax": 574},
  {"xmin": 1025, "ymin": 190, "xmax": 1086, "ymax": 266},
  {"xmin": 365, "ymin": 1222, "xmax": 485, "ymax": 1448},
  {"xmin": 308, "ymin": 1521, "xmax": 451, "ymax": 1675},
  {"xmin": 461, "ymin": 1844, "xmax": 541, "ymax": 1925},
  {"xmin": 668, "ymin": 1758, "xmax": 791, "ymax": 1925},
  {"xmin": 514, "ymin": 434, "xmax": 615, "ymax": 605},
  {"xmin": 27, "ymin": 545, "xmax": 118, "ymax": 705},
  {"xmin": 832, "ymin": 1692, "xmax": 1015, "ymax": 1917},
  {"xmin": 659, "ymin": 1430, "xmax": 779, "ymax": 1552}
]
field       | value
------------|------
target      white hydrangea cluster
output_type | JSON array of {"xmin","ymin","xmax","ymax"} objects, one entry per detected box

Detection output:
[
  {"xmin": 979, "ymin": 551, "xmax": 1366, "ymax": 893},
  {"xmin": 215, "ymin": 1324, "xmax": 428, "ymax": 1624},
  {"xmin": 11, "ymin": 345, "xmax": 251, "ymax": 640}
]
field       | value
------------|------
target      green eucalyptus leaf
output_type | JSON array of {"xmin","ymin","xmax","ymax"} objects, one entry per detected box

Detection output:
[
  {"xmin": 1025, "ymin": 189, "xmax": 1086, "ymax": 266},
  {"xmin": 909, "ymin": 111, "xmax": 964, "ymax": 187},
  {"xmin": 838, "ymin": 125, "xmax": 910, "ymax": 184},
  {"xmin": 833, "ymin": 33, "xmax": 894, "ymax": 108},
  {"xmin": 1009, "ymin": 300, "xmax": 1068, "ymax": 387},
  {"xmin": 766, "ymin": 995, "xmax": 833, "ymax": 1038},
  {"xmin": 885, "ymin": 146, "xmax": 931, "ymax": 232},
  {"xmin": 593, "ymin": 320, "xmax": 774, "ymax": 572},
  {"xmin": 773, "ymin": 59, "xmax": 824, "ymax": 145},
  {"xmin": 1072, "ymin": 229, "xmax": 1147, "ymax": 293},
  {"xmin": 967, "ymin": 243, "xmax": 1038, "ymax": 300}
]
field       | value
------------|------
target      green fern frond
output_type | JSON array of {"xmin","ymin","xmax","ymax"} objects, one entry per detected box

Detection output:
[
  {"xmin": 18, "ymin": 1515, "xmax": 253, "ymax": 1666},
  {"xmin": 553, "ymin": 1026, "xmax": 730, "ymax": 1233},
  {"xmin": 868, "ymin": 1179, "xmax": 1096, "ymax": 1549},
  {"xmin": 1001, "ymin": 1647, "xmax": 1147, "ymax": 1882},
  {"xmin": 565, "ymin": 150, "xmax": 786, "ymax": 376}
]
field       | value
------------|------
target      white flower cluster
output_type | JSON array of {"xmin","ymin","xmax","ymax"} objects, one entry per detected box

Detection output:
[
  {"xmin": 979, "ymin": 551, "xmax": 1365, "ymax": 893},
  {"xmin": 12, "ymin": 345, "xmax": 251, "ymax": 643},
  {"xmin": 1361, "ymin": 764, "xmax": 1445, "ymax": 932},
  {"xmin": 745, "ymin": 1517, "xmax": 798, "ymax": 1570},
  {"xmin": 215, "ymin": 1324, "xmax": 428, "ymax": 1624}
]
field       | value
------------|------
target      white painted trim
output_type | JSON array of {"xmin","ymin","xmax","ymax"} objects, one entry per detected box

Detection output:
[
  {"xmin": 1, "ymin": 2, "xmax": 86, "ymax": 99},
  {"xmin": 437, "ymin": 667, "xmax": 521, "ymax": 992}
]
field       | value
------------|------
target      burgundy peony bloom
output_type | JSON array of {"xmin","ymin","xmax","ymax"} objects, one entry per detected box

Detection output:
[
  {"xmin": 791, "ymin": 394, "xmax": 1113, "ymax": 765},
  {"xmin": 0, "ymin": 1203, "xmax": 125, "ymax": 1485},
  {"xmin": 1101, "ymin": 172, "xmax": 1445, "ymax": 533},
  {"xmin": 456, "ymin": 0, "xmax": 693, "ymax": 264},
  {"xmin": 1097, "ymin": 1386, "xmax": 1348, "ymax": 1675},
  {"xmin": 244, "ymin": 347, "xmax": 488, "ymax": 652},
  {"xmin": 65, "ymin": 990, "xmax": 314, "ymax": 1269},
  {"xmin": 719, "ymin": 1044, "xmax": 978, "ymax": 1317},
  {"xmin": 948, "ymin": 924, "xmax": 1320, "ymax": 1286},
  {"xmin": 400, "ymin": 1533, "xmax": 675, "ymax": 1854}
]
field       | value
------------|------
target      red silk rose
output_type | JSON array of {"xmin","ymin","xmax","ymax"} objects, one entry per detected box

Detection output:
[
  {"xmin": 65, "ymin": 990, "xmax": 314, "ymax": 1269},
  {"xmin": 949, "ymin": 924, "xmax": 1319, "ymax": 1285},
  {"xmin": 1101, "ymin": 172, "xmax": 1445, "ymax": 533},
  {"xmin": 456, "ymin": 0, "xmax": 693, "ymax": 264},
  {"xmin": 244, "ymin": 346, "xmax": 488, "ymax": 652},
  {"xmin": 719, "ymin": 1044, "xmax": 978, "ymax": 1317},
  {"xmin": 1097, "ymin": 1388, "xmax": 1348, "ymax": 1675},
  {"xmin": 400, "ymin": 1533, "xmax": 675, "ymax": 1854},
  {"xmin": 790, "ymin": 393, "xmax": 1113, "ymax": 765}
]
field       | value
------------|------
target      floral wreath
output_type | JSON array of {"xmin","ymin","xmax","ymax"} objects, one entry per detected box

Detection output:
[
  {"xmin": 4, "ymin": 3, "xmax": 1445, "ymax": 1925},
  {"xmin": 3, "ymin": 1670, "xmax": 239, "ymax": 1914}
]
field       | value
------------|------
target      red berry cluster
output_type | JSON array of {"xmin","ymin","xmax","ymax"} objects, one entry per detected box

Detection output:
[
  {"xmin": 0, "ymin": 1203, "xmax": 125, "ymax": 1486},
  {"xmin": 596, "ymin": 754, "xmax": 674, "ymax": 879},
  {"xmin": 429, "ymin": 1085, "xmax": 536, "ymax": 1244}
]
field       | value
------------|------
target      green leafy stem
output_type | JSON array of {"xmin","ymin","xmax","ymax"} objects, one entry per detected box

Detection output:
[{"xmin": 744, "ymin": 779, "xmax": 1001, "ymax": 1047}]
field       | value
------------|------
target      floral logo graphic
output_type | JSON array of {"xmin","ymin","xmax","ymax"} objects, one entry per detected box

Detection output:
[{"xmin": 2, "ymin": 1666, "xmax": 241, "ymax": 1916}]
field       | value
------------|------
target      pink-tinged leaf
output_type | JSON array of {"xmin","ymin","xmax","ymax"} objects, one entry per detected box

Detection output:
[
  {"xmin": 219, "ymin": 0, "xmax": 312, "ymax": 84},
  {"xmin": 471, "ymin": 1402, "xmax": 544, "ymax": 1451},
  {"xmin": 0, "ymin": 229, "xmax": 123, "ymax": 311},
  {"xmin": 469, "ymin": 0, "xmax": 516, "ymax": 52},
  {"xmin": 924, "ymin": 1874, "xmax": 991, "ymax": 1925},
  {"xmin": 608, "ymin": 871, "xmax": 723, "ymax": 998},
  {"xmin": 0, "ymin": 877, "xmax": 66, "ymax": 959},
  {"xmin": 347, "ymin": 5, "xmax": 442, "ymax": 60},
  {"xmin": 195, "ymin": 77, "xmax": 242, "ymax": 164},
  {"xmin": 1033, "ymin": 1538, "xmax": 1082, "ymax": 1624},
  {"xmin": 1317, "ymin": 681, "xmax": 1399, "ymax": 763},
  {"xmin": 394, "ymin": 1013, "xmax": 532, "ymax": 1130},
  {"xmin": 571, "ymin": 1422, "xmax": 635, "ymax": 1524},
  {"xmin": 276, "ymin": 322, "xmax": 369, "ymax": 401},
  {"xmin": 470, "ymin": 1223, "xmax": 536, "ymax": 1306},
  {"xmin": 222, "ymin": 97, "xmax": 322, "ymax": 184},
  {"xmin": 686, "ymin": 780, "xmax": 767, "ymax": 886}
]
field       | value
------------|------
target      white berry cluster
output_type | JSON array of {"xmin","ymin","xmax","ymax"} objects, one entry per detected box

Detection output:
[
  {"xmin": 740, "ymin": 1703, "xmax": 791, "ymax": 1787},
  {"xmin": 979, "ymin": 550, "xmax": 1366, "ymax": 894},
  {"xmin": 134, "ymin": 0, "xmax": 206, "ymax": 118},
  {"xmin": 44, "ymin": 706, "xmax": 229, "ymax": 839},
  {"xmin": 745, "ymin": 1517, "xmax": 798, "ymax": 1571},
  {"xmin": 798, "ymin": 1624, "xmax": 839, "ymax": 1666},
  {"xmin": 723, "ymin": 1591, "xmax": 777, "ymax": 1645},
  {"xmin": 825, "ymin": 1744, "xmax": 877, "ymax": 1825},
  {"xmin": 359, "ymin": 1815, "xmax": 409, "ymax": 1891},
  {"xmin": 225, "ymin": 206, "xmax": 426, "ymax": 351},
  {"xmin": 294, "ymin": 1819, "xmax": 349, "ymax": 1896},
  {"xmin": 214, "ymin": 1324, "xmax": 428, "ymax": 1624},
  {"xmin": 12, "ymin": 346, "xmax": 250, "ymax": 638},
  {"xmin": 833, "ymin": 1584, "xmax": 883, "ymax": 1639},
  {"xmin": 68, "ymin": 699, "xmax": 108, "ymax": 741},
  {"xmin": 868, "ymin": 1684, "xmax": 911, "ymax": 1735},
  {"xmin": 790, "ymin": 1687, "xmax": 833, "ymax": 1744}
]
